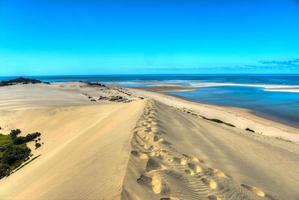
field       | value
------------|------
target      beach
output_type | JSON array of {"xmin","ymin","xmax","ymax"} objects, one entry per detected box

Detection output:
[{"xmin": 0, "ymin": 82, "xmax": 299, "ymax": 200}]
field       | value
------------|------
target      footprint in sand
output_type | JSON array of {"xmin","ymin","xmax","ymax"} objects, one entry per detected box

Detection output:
[
  {"xmin": 139, "ymin": 153, "xmax": 149, "ymax": 160},
  {"xmin": 151, "ymin": 174, "xmax": 162, "ymax": 194},
  {"xmin": 141, "ymin": 143, "xmax": 149, "ymax": 150},
  {"xmin": 173, "ymin": 157, "xmax": 187, "ymax": 165},
  {"xmin": 209, "ymin": 168, "xmax": 227, "ymax": 178},
  {"xmin": 188, "ymin": 162, "xmax": 203, "ymax": 173},
  {"xmin": 184, "ymin": 169, "xmax": 195, "ymax": 176},
  {"xmin": 183, "ymin": 154, "xmax": 205, "ymax": 164},
  {"xmin": 142, "ymin": 135, "xmax": 150, "ymax": 141},
  {"xmin": 150, "ymin": 151, "xmax": 162, "ymax": 159},
  {"xmin": 148, "ymin": 145, "xmax": 160, "ymax": 152},
  {"xmin": 154, "ymin": 135, "xmax": 164, "ymax": 142},
  {"xmin": 134, "ymin": 137, "xmax": 146, "ymax": 148},
  {"xmin": 150, "ymin": 121, "xmax": 158, "ymax": 126},
  {"xmin": 144, "ymin": 128, "xmax": 152, "ymax": 133},
  {"xmin": 156, "ymin": 149, "xmax": 166, "ymax": 156},
  {"xmin": 131, "ymin": 150, "xmax": 139, "ymax": 156},
  {"xmin": 201, "ymin": 178, "xmax": 217, "ymax": 190},
  {"xmin": 149, "ymin": 151, "xmax": 157, "ymax": 157},
  {"xmin": 190, "ymin": 156, "xmax": 200, "ymax": 163},
  {"xmin": 131, "ymin": 150, "xmax": 149, "ymax": 160},
  {"xmin": 208, "ymin": 194, "xmax": 222, "ymax": 200},
  {"xmin": 146, "ymin": 158, "xmax": 164, "ymax": 172},
  {"xmin": 137, "ymin": 174, "xmax": 152, "ymax": 185},
  {"xmin": 160, "ymin": 197, "xmax": 180, "ymax": 200},
  {"xmin": 241, "ymin": 184, "xmax": 265, "ymax": 197}
]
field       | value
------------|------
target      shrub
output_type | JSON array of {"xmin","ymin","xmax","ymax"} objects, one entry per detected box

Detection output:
[
  {"xmin": 0, "ymin": 129, "xmax": 41, "ymax": 179},
  {"xmin": 12, "ymin": 137, "xmax": 24, "ymax": 145},
  {"xmin": 1, "ymin": 144, "xmax": 31, "ymax": 166},
  {"xmin": 35, "ymin": 143, "xmax": 41, "ymax": 149},
  {"xmin": 12, "ymin": 132, "xmax": 41, "ymax": 145},
  {"xmin": 0, "ymin": 164, "xmax": 10, "ymax": 178},
  {"xmin": 10, "ymin": 129, "xmax": 21, "ymax": 139},
  {"xmin": 24, "ymin": 132, "xmax": 41, "ymax": 142}
]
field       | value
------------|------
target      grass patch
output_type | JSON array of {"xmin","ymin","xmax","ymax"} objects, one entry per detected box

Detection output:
[
  {"xmin": 0, "ymin": 129, "xmax": 41, "ymax": 179},
  {"xmin": 0, "ymin": 134, "xmax": 12, "ymax": 146}
]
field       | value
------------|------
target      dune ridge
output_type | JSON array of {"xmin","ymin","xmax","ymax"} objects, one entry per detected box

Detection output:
[
  {"xmin": 121, "ymin": 100, "xmax": 299, "ymax": 200},
  {"xmin": 0, "ymin": 101, "xmax": 145, "ymax": 200}
]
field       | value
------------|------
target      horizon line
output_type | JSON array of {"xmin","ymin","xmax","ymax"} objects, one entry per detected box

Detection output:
[{"xmin": 1, "ymin": 73, "xmax": 299, "ymax": 78}]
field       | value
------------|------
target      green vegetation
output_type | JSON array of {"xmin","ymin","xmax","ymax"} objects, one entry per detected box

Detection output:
[
  {"xmin": 35, "ymin": 142, "xmax": 41, "ymax": 149},
  {"xmin": 0, "ymin": 77, "xmax": 45, "ymax": 87},
  {"xmin": 0, "ymin": 129, "xmax": 41, "ymax": 179}
]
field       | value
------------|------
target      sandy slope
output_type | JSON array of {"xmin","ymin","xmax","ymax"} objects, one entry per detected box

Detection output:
[
  {"xmin": 122, "ymin": 100, "xmax": 299, "ymax": 200},
  {"xmin": 0, "ymin": 84, "xmax": 145, "ymax": 200},
  {"xmin": 0, "ymin": 83, "xmax": 89, "ymax": 110}
]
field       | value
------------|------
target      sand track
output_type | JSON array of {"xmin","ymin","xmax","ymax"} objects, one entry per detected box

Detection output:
[{"xmin": 122, "ymin": 100, "xmax": 299, "ymax": 200}]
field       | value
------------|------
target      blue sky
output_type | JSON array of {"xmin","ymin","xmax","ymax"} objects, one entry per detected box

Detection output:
[{"xmin": 0, "ymin": 0, "xmax": 299, "ymax": 75}]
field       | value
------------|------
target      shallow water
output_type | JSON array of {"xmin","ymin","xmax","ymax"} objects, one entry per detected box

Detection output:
[{"xmin": 170, "ymin": 86, "xmax": 299, "ymax": 128}]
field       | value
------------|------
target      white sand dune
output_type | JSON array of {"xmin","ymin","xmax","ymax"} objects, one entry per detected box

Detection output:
[
  {"xmin": 0, "ymin": 83, "xmax": 145, "ymax": 200},
  {"xmin": 0, "ymin": 83, "xmax": 299, "ymax": 200}
]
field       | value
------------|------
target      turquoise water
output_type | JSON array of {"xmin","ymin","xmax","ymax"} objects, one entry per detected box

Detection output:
[
  {"xmin": 170, "ymin": 86, "xmax": 299, "ymax": 128},
  {"xmin": 1, "ymin": 74, "xmax": 299, "ymax": 127}
]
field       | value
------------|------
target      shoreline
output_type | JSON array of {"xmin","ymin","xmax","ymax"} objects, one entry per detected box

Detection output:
[
  {"xmin": 167, "ymin": 91, "xmax": 299, "ymax": 130},
  {"xmin": 135, "ymin": 86, "xmax": 299, "ymax": 129},
  {"xmin": 131, "ymin": 87, "xmax": 299, "ymax": 143}
]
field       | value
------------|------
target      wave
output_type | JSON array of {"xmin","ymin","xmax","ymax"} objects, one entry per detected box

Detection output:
[{"xmin": 189, "ymin": 82, "xmax": 299, "ymax": 93}]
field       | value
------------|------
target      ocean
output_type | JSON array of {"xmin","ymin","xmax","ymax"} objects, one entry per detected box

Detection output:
[{"xmin": 1, "ymin": 74, "xmax": 299, "ymax": 127}]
